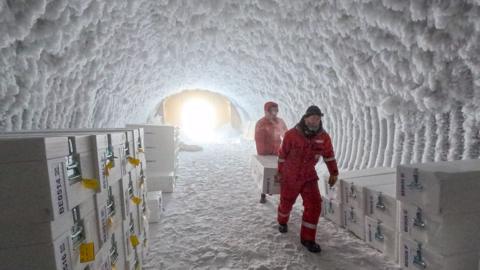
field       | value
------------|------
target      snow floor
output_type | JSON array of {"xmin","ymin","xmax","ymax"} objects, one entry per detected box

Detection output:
[{"xmin": 143, "ymin": 141, "xmax": 400, "ymax": 270}]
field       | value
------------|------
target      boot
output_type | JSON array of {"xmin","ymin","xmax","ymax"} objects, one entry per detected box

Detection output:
[
  {"xmin": 260, "ymin": 194, "xmax": 266, "ymax": 204},
  {"xmin": 301, "ymin": 240, "xmax": 321, "ymax": 253},
  {"xmin": 278, "ymin": 223, "xmax": 288, "ymax": 233}
]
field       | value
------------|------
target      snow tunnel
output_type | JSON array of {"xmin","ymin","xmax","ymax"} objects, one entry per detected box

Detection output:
[{"xmin": 0, "ymin": 1, "xmax": 480, "ymax": 269}]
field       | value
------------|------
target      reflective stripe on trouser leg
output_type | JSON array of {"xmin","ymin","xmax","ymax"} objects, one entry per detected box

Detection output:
[
  {"xmin": 300, "ymin": 180, "xmax": 321, "ymax": 241},
  {"xmin": 277, "ymin": 210, "xmax": 290, "ymax": 224},
  {"xmin": 301, "ymin": 220, "xmax": 318, "ymax": 241},
  {"xmin": 302, "ymin": 221, "xmax": 317, "ymax": 229},
  {"xmin": 278, "ymin": 176, "xmax": 300, "ymax": 225},
  {"xmin": 277, "ymin": 201, "xmax": 294, "ymax": 224}
]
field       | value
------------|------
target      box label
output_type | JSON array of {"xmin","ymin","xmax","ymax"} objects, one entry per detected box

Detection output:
[
  {"xmin": 130, "ymin": 235, "xmax": 140, "ymax": 247},
  {"xmin": 82, "ymin": 178, "xmax": 99, "ymax": 190},
  {"xmin": 80, "ymin": 242, "xmax": 95, "ymax": 263},
  {"xmin": 52, "ymin": 161, "xmax": 67, "ymax": 217},
  {"xmin": 100, "ymin": 206, "xmax": 108, "ymax": 243},
  {"xmin": 131, "ymin": 196, "xmax": 142, "ymax": 205},
  {"xmin": 369, "ymin": 196, "xmax": 374, "ymax": 214},
  {"xmin": 400, "ymin": 172, "xmax": 406, "ymax": 196},
  {"xmin": 56, "ymin": 236, "xmax": 71, "ymax": 270},
  {"xmin": 368, "ymin": 224, "xmax": 372, "ymax": 242},
  {"xmin": 99, "ymin": 152, "xmax": 109, "ymax": 191},
  {"xmin": 403, "ymin": 209, "xmax": 409, "ymax": 233},
  {"xmin": 404, "ymin": 245, "xmax": 409, "ymax": 267}
]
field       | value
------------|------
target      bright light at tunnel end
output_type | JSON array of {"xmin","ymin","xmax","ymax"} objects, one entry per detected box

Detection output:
[{"xmin": 181, "ymin": 98, "xmax": 218, "ymax": 143}]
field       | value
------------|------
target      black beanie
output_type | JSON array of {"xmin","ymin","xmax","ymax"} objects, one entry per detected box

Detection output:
[{"xmin": 304, "ymin": 105, "xmax": 324, "ymax": 117}]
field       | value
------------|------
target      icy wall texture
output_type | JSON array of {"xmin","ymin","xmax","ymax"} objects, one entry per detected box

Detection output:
[{"xmin": 1, "ymin": 0, "xmax": 479, "ymax": 167}]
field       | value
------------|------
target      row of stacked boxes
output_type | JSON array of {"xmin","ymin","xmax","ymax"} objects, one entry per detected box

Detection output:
[
  {"xmin": 126, "ymin": 125, "xmax": 179, "ymax": 224},
  {"xmin": 0, "ymin": 127, "xmax": 151, "ymax": 270},
  {"xmin": 321, "ymin": 159, "xmax": 480, "ymax": 270},
  {"xmin": 127, "ymin": 124, "xmax": 180, "ymax": 194}
]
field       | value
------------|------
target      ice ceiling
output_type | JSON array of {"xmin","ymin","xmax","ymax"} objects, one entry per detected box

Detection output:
[{"xmin": 1, "ymin": 0, "xmax": 479, "ymax": 168}]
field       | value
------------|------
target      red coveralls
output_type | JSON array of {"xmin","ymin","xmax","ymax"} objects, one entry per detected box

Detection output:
[
  {"xmin": 254, "ymin": 102, "xmax": 288, "ymax": 155},
  {"xmin": 277, "ymin": 127, "xmax": 339, "ymax": 241}
]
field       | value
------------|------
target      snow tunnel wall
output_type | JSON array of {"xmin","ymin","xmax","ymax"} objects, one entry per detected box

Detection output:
[{"xmin": 0, "ymin": 0, "xmax": 479, "ymax": 169}]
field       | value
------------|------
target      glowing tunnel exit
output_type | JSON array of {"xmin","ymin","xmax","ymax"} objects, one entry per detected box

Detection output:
[
  {"xmin": 180, "ymin": 98, "xmax": 217, "ymax": 142},
  {"xmin": 161, "ymin": 90, "xmax": 243, "ymax": 143}
]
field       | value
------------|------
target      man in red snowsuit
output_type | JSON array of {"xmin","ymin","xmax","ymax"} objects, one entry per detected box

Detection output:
[
  {"xmin": 276, "ymin": 105, "xmax": 339, "ymax": 253},
  {"xmin": 254, "ymin": 101, "xmax": 288, "ymax": 203},
  {"xmin": 254, "ymin": 101, "xmax": 288, "ymax": 155}
]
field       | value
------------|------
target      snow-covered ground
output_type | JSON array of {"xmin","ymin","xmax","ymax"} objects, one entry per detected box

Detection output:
[{"xmin": 143, "ymin": 141, "xmax": 400, "ymax": 270}]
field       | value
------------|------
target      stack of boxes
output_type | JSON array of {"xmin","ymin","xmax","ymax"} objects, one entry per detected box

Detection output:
[
  {"xmin": 364, "ymin": 182, "xmax": 399, "ymax": 262},
  {"xmin": 397, "ymin": 159, "xmax": 480, "ymax": 270},
  {"xmin": 126, "ymin": 124, "xmax": 179, "ymax": 193},
  {"xmin": 321, "ymin": 168, "xmax": 395, "ymax": 230},
  {"xmin": 0, "ymin": 127, "xmax": 150, "ymax": 270},
  {"xmin": 321, "ymin": 159, "xmax": 480, "ymax": 269},
  {"xmin": 342, "ymin": 173, "xmax": 396, "ymax": 241},
  {"xmin": 126, "ymin": 124, "xmax": 180, "ymax": 225}
]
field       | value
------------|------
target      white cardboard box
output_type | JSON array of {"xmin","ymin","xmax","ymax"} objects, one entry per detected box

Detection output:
[
  {"xmin": 139, "ymin": 190, "xmax": 149, "ymax": 221},
  {"xmin": 344, "ymin": 205, "xmax": 366, "ymax": 240},
  {"xmin": 141, "ymin": 232, "xmax": 150, "ymax": 261},
  {"xmin": 0, "ymin": 196, "xmax": 98, "ymax": 249},
  {"xmin": 365, "ymin": 215, "xmax": 398, "ymax": 263},
  {"xmin": 0, "ymin": 136, "xmax": 69, "ymax": 162},
  {"xmin": 92, "ymin": 243, "xmax": 112, "ymax": 270},
  {"xmin": 397, "ymin": 159, "xmax": 480, "ymax": 215},
  {"xmin": 399, "ymin": 200, "xmax": 480, "ymax": 255},
  {"xmin": 251, "ymin": 155, "xmax": 279, "ymax": 195},
  {"xmin": 0, "ymin": 155, "xmax": 104, "ymax": 225},
  {"xmin": 0, "ymin": 200, "xmax": 100, "ymax": 270},
  {"xmin": 0, "ymin": 230, "xmax": 74, "ymax": 270},
  {"xmin": 122, "ymin": 219, "xmax": 135, "ymax": 262},
  {"xmin": 127, "ymin": 124, "xmax": 178, "ymax": 175},
  {"xmin": 364, "ymin": 183, "xmax": 398, "ymax": 229},
  {"xmin": 94, "ymin": 178, "xmax": 125, "ymax": 248},
  {"xmin": 321, "ymin": 167, "xmax": 395, "ymax": 203},
  {"xmin": 322, "ymin": 196, "xmax": 345, "ymax": 228},
  {"xmin": 120, "ymin": 171, "xmax": 142, "ymax": 220},
  {"xmin": 136, "ymin": 192, "xmax": 148, "ymax": 237},
  {"xmin": 399, "ymin": 234, "xmax": 479, "ymax": 270},
  {"xmin": 341, "ymin": 173, "xmax": 396, "ymax": 211},
  {"xmin": 126, "ymin": 248, "xmax": 142, "ymax": 270},
  {"xmin": 69, "ymin": 205, "xmax": 102, "ymax": 270},
  {"xmin": 108, "ymin": 222, "xmax": 128, "ymax": 270},
  {"xmin": 148, "ymin": 173, "xmax": 176, "ymax": 193},
  {"xmin": 126, "ymin": 127, "xmax": 146, "ymax": 169},
  {"xmin": 105, "ymin": 132, "xmax": 125, "ymax": 185},
  {"xmin": 147, "ymin": 191, "xmax": 164, "ymax": 223},
  {"xmin": 341, "ymin": 167, "xmax": 396, "ymax": 179},
  {"xmin": 123, "ymin": 217, "xmax": 143, "ymax": 270},
  {"xmin": 0, "ymin": 158, "xmax": 70, "ymax": 222}
]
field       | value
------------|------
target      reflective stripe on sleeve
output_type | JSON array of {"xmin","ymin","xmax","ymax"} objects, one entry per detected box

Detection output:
[{"xmin": 323, "ymin": 157, "xmax": 336, "ymax": 162}]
